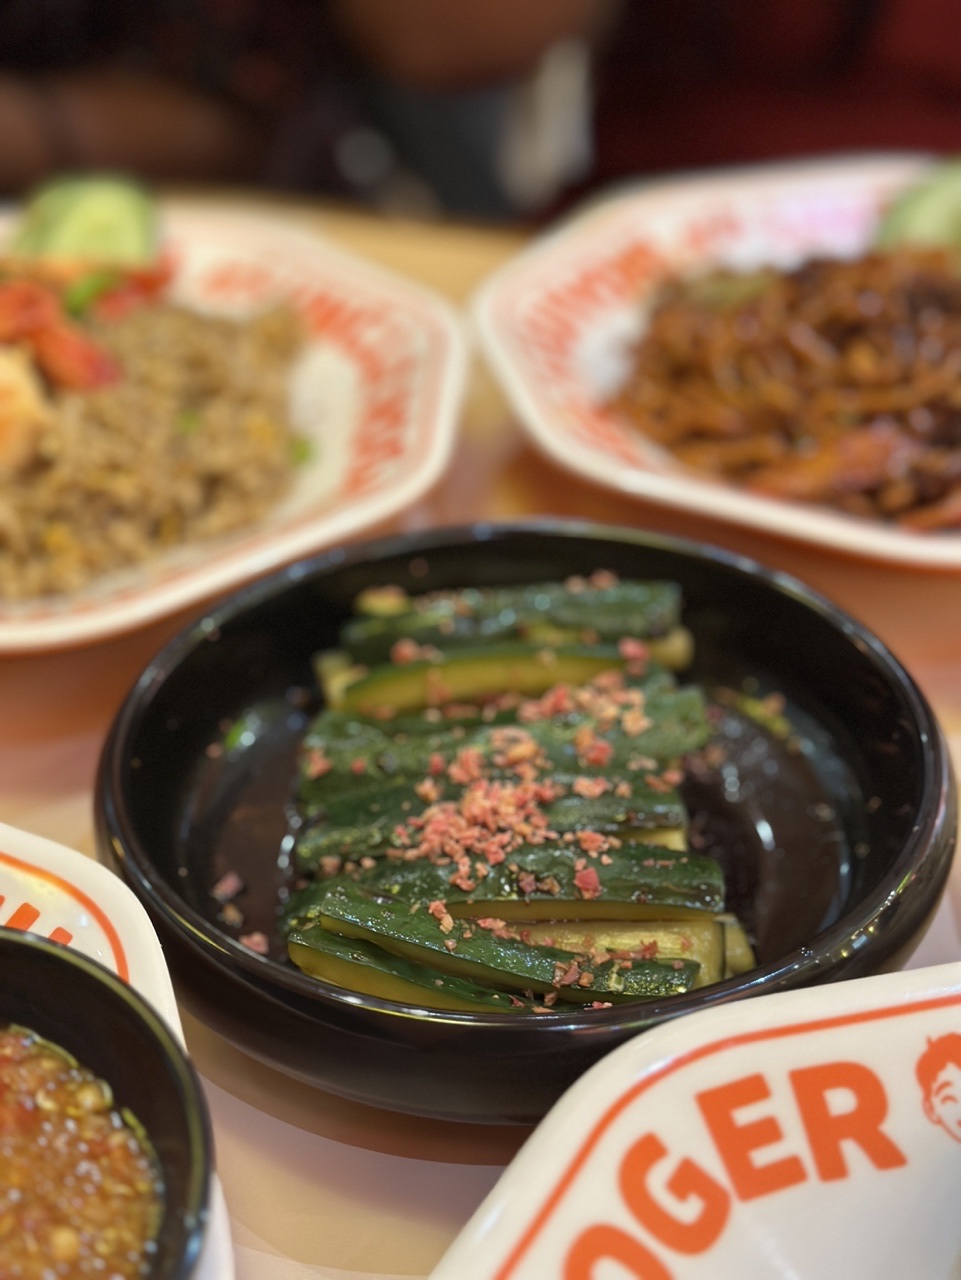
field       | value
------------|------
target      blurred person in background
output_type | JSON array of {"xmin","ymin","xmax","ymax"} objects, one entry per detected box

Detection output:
[
  {"xmin": 0, "ymin": 0, "xmax": 958, "ymax": 223},
  {"xmin": 0, "ymin": 0, "xmax": 617, "ymax": 219}
]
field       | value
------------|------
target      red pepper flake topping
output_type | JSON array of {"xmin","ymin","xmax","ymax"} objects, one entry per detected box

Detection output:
[
  {"xmin": 427, "ymin": 899, "xmax": 455, "ymax": 934},
  {"xmin": 350, "ymin": 757, "xmax": 369, "ymax": 776},
  {"xmin": 390, "ymin": 638, "xmax": 444, "ymax": 665},
  {"xmin": 239, "ymin": 931, "xmax": 270, "ymax": 954},
  {"xmin": 572, "ymin": 776, "xmax": 610, "ymax": 799},
  {"xmin": 304, "ymin": 748, "xmax": 332, "ymax": 779},
  {"xmin": 576, "ymin": 831, "xmax": 610, "ymax": 856},
  {"xmin": 447, "ymin": 746, "xmax": 484, "ymax": 785},
  {"xmin": 614, "ymin": 780, "xmax": 632, "ymax": 798},
  {"xmin": 415, "ymin": 777, "xmax": 442, "ymax": 803},
  {"xmin": 428, "ymin": 752, "xmax": 447, "ymax": 776},
  {"xmin": 476, "ymin": 916, "xmax": 514, "ymax": 939},
  {"xmin": 618, "ymin": 636, "xmax": 649, "ymax": 664},
  {"xmin": 644, "ymin": 772, "xmax": 674, "ymax": 793},
  {"xmin": 553, "ymin": 960, "xmax": 582, "ymax": 988},
  {"xmin": 622, "ymin": 708, "xmax": 652, "ymax": 737},
  {"xmin": 517, "ymin": 870, "xmax": 538, "ymax": 896},
  {"xmin": 573, "ymin": 726, "xmax": 614, "ymax": 768},
  {"xmin": 573, "ymin": 864, "xmax": 602, "ymax": 899},
  {"xmin": 211, "ymin": 870, "xmax": 244, "ymax": 902}
]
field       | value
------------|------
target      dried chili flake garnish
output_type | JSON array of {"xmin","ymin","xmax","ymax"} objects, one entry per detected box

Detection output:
[
  {"xmin": 476, "ymin": 916, "xmax": 512, "ymax": 939},
  {"xmin": 427, "ymin": 899, "xmax": 455, "ymax": 934},
  {"xmin": 576, "ymin": 831, "xmax": 610, "ymax": 856},
  {"xmin": 350, "ymin": 757, "xmax": 368, "ymax": 775},
  {"xmin": 415, "ymin": 777, "xmax": 442, "ymax": 803},
  {"xmin": 389, "ymin": 638, "xmax": 443, "ymax": 664},
  {"xmin": 211, "ymin": 870, "xmax": 244, "ymax": 902},
  {"xmin": 573, "ymin": 864, "xmax": 602, "ymax": 898},
  {"xmin": 517, "ymin": 870, "xmax": 538, "ymax": 895},
  {"xmin": 447, "ymin": 746, "xmax": 485, "ymax": 784},
  {"xmin": 572, "ymin": 776, "xmax": 610, "ymax": 799},
  {"xmin": 618, "ymin": 636, "xmax": 649, "ymax": 664},
  {"xmin": 553, "ymin": 960, "xmax": 582, "ymax": 987},
  {"xmin": 621, "ymin": 708, "xmax": 652, "ymax": 737},
  {"xmin": 304, "ymin": 748, "xmax": 332, "ymax": 779}
]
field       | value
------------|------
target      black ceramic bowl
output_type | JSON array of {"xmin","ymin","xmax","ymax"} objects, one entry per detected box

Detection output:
[
  {"xmin": 95, "ymin": 521, "xmax": 956, "ymax": 1125},
  {"xmin": 0, "ymin": 929, "xmax": 212, "ymax": 1276}
]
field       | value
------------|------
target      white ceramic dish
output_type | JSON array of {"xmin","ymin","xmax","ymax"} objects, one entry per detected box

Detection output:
[
  {"xmin": 0, "ymin": 204, "xmax": 466, "ymax": 651},
  {"xmin": 0, "ymin": 821, "xmax": 234, "ymax": 1279},
  {"xmin": 473, "ymin": 152, "xmax": 961, "ymax": 567},
  {"xmin": 433, "ymin": 958, "xmax": 961, "ymax": 1279}
]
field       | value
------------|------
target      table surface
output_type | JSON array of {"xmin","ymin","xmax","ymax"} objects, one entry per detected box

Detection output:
[{"xmin": 4, "ymin": 192, "xmax": 961, "ymax": 1280}]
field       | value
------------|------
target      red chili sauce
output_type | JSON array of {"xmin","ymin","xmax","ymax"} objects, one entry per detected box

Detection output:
[{"xmin": 0, "ymin": 1024, "xmax": 163, "ymax": 1277}]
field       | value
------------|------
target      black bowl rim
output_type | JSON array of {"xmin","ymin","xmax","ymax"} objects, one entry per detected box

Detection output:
[
  {"xmin": 96, "ymin": 517, "xmax": 956, "ymax": 1036},
  {"xmin": 0, "ymin": 927, "xmax": 213, "ymax": 1277}
]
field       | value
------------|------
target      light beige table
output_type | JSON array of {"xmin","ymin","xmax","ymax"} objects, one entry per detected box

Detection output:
[{"xmin": 2, "ymin": 195, "xmax": 961, "ymax": 1279}]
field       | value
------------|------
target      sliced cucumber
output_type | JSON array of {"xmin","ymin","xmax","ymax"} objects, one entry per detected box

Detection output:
[
  {"xmin": 329, "ymin": 642, "xmax": 635, "ymax": 716},
  {"xmin": 313, "ymin": 882, "xmax": 700, "ymax": 1002},
  {"xmin": 875, "ymin": 159, "xmax": 961, "ymax": 250},
  {"xmin": 12, "ymin": 175, "xmax": 156, "ymax": 264},
  {"xmin": 518, "ymin": 918, "xmax": 725, "ymax": 988},
  {"xmin": 287, "ymin": 925, "xmax": 529, "ymax": 1011}
]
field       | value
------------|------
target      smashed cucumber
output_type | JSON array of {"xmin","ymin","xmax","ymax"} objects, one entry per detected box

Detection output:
[
  {"xmin": 518, "ymin": 918, "xmax": 726, "ymax": 988},
  {"xmin": 288, "ymin": 840, "xmax": 725, "ymax": 922},
  {"xmin": 325, "ymin": 642, "xmax": 642, "ymax": 715},
  {"xmin": 283, "ymin": 572, "xmax": 757, "ymax": 1009},
  {"xmin": 342, "ymin": 579, "xmax": 685, "ymax": 666},
  {"xmin": 295, "ymin": 689, "xmax": 707, "ymax": 806},
  {"xmin": 309, "ymin": 882, "xmax": 700, "ymax": 1003},
  {"xmin": 287, "ymin": 925, "xmax": 531, "ymax": 1011}
]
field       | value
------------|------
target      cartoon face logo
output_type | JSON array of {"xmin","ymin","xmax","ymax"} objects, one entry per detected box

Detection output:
[{"xmin": 917, "ymin": 1033, "xmax": 961, "ymax": 1144}]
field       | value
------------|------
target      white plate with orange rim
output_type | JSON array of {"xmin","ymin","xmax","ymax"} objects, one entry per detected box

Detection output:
[
  {"xmin": 473, "ymin": 151, "xmax": 961, "ymax": 568},
  {"xmin": 432, "ymin": 958, "xmax": 961, "ymax": 1279},
  {"xmin": 0, "ymin": 820, "xmax": 235, "ymax": 1279},
  {"xmin": 0, "ymin": 203, "xmax": 467, "ymax": 652}
]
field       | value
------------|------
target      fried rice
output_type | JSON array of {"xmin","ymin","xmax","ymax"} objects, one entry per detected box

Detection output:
[{"xmin": 0, "ymin": 301, "xmax": 306, "ymax": 599}]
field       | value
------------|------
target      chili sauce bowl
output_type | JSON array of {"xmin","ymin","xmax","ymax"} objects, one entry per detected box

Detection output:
[
  {"xmin": 0, "ymin": 929, "xmax": 213, "ymax": 1278},
  {"xmin": 94, "ymin": 521, "xmax": 957, "ymax": 1124}
]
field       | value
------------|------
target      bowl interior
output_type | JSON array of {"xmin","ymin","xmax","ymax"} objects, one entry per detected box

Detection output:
[
  {"xmin": 0, "ymin": 931, "xmax": 211, "ymax": 1279},
  {"xmin": 92, "ymin": 523, "xmax": 954, "ymax": 1120}
]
